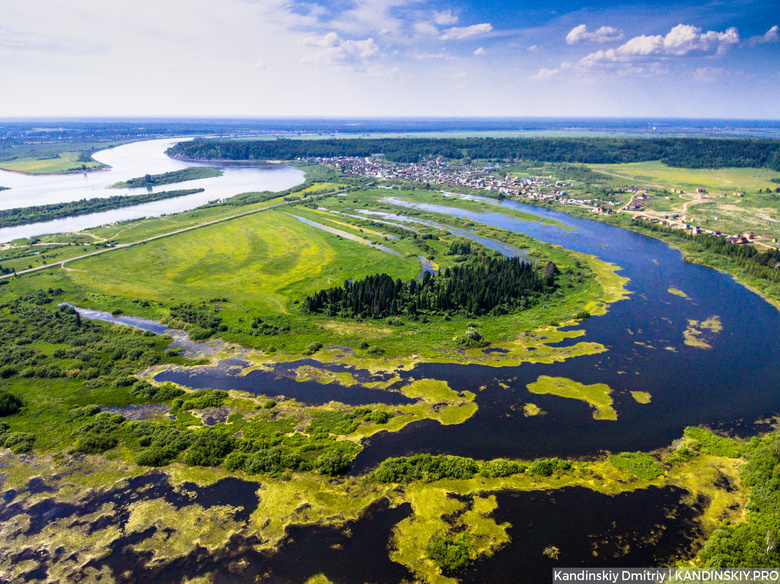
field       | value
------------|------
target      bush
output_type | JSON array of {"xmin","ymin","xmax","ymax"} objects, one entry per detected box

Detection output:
[
  {"xmin": 181, "ymin": 389, "xmax": 229, "ymax": 410},
  {"xmin": 427, "ymin": 533, "xmax": 473, "ymax": 571},
  {"xmin": 68, "ymin": 404, "xmax": 101, "ymax": 420},
  {"xmin": 183, "ymin": 428, "xmax": 236, "ymax": 467},
  {"xmin": 0, "ymin": 391, "xmax": 22, "ymax": 416},
  {"xmin": 3, "ymin": 432, "xmax": 35, "ymax": 454},
  {"xmin": 313, "ymin": 450, "xmax": 350, "ymax": 475},
  {"xmin": 479, "ymin": 458, "xmax": 525, "ymax": 478},
  {"xmin": 372, "ymin": 454, "xmax": 480, "ymax": 484},
  {"xmin": 528, "ymin": 457, "xmax": 572, "ymax": 477},
  {"xmin": 684, "ymin": 427, "xmax": 746, "ymax": 458},
  {"xmin": 608, "ymin": 452, "xmax": 664, "ymax": 480},
  {"xmin": 367, "ymin": 410, "xmax": 391, "ymax": 424},
  {"xmin": 303, "ymin": 342, "xmax": 323, "ymax": 355}
]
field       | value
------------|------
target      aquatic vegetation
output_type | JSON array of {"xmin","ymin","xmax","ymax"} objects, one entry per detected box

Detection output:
[
  {"xmin": 684, "ymin": 316, "xmax": 723, "ymax": 349},
  {"xmin": 631, "ymin": 391, "xmax": 652, "ymax": 404},
  {"xmin": 608, "ymin": 452, "xmax": 664, "ymax": 480},
  {"xmin": 526, "ymin": 375, "xmax": 618, "ymax": 421}
]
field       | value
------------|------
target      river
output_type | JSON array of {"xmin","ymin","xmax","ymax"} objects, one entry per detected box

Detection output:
[
  {"xmin": 0, "ymin": 138, "xmax": 304, "ymax": 242},
  {"xmin": 21, "ymin": 164, "xmax": 780, "ymax": 582}
]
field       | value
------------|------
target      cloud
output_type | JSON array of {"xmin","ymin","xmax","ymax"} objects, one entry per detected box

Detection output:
[
  {"xmin": 301, "ymin": 32, "xmax": 379, "ymax": 66},
  {"xmin": 440, "ymin": 23, "xmax": 493, "ymax": 41},
  {"xmin": 566, "ymin": 24, "xmax": 624, "ymax": 45},
  {"xmin": 433, "ymin": 10, "xmax": 458, "ymax": 26},
  {"xmin": 413, "ymin": 21, "xmax": 439, "ymax": 36},
  {"xmin": 473, "ymin": 47, "xmax": 485, "ymax": 56},
  {"xmin": 527, "ymin": 45, "xmax": 538, "ymax": 52},
  {"xmin": 694, "ymin": 66, "xmax": 726, "ymax": 83},
  {"xmin": 578, "ymin": 24, "xmax": 740, "ymax": 67},
  {"xmin": 531, "ymin": 67, "xmax": 560, "ymax": 80},
  {"xmin": 764, "ymin": 25, "xmax": 780, "ymax": 42},
  {"xmin": 747, "ymin": 25, "xmax": 779, "ymax": 45}
]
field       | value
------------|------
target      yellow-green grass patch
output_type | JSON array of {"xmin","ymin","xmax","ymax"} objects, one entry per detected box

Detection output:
[
  {"xmin": 527, "ymin": 375, "xmax": 617, "ymax": 421},
  {"xmin": 630, "ymin": 391, "xmax": 652, "ymax": 404}
]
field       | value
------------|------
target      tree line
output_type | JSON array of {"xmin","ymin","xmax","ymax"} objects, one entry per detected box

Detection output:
[
  {"xmin": 111, "ymin": 166, "xmax": 222, "ymax": 189},
  {"xmin": 0, "ymin": 188, "xmax": 203, "ymax": 229},
  {"xmin": 304, "ymin": 256, "xmax": 558, "ymax": 319},
  {"xmin": 168, "ymin": 137, "xmax": 780, "ymax": 170}
]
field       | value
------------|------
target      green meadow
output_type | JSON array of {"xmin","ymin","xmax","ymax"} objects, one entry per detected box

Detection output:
[{"xmin": 589, "ymin": 161, "xmax": 780, "ymax": 194}]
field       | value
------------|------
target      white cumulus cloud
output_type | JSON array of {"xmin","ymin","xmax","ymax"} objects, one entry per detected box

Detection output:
[
  {"xmin": 440, "ymin": 23, "xmax": 492, "ymax": 41},
  {"xmin": 578, "ymin": 23, "xmax": 740, "ymax": 68},
  {"xmin": 566, "ymin": 24, "xmax": 624, "ymax": 45},
  {"xmin": 433, "ymin": 10, "xmax": 458, "ymax": 26},
  {"xmin": 473, "ymin": 47, "xmax": 485, "ymax": 56},
  {"xmin": 301, "ymin": 32, "xmax": 379, "ymax": 66}
]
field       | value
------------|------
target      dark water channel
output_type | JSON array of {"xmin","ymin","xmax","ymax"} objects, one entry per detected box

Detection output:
[{"xmin": 347, "ymin": 197, "xmax": 780, "ymax": 469}]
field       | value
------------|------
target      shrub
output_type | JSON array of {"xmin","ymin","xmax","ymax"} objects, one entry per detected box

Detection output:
[
  {"xmin": 608, "ymin": 452, "xmax": 664, "ymax": 480},
  {"xmin": 479, "ymin": 458, "xmax": 525, "ymax": 478},
  {"xmin": 3, "ymin": 432, "xmax": 35, "ymax": 454},
  {"xmin": 183, "ymin": 428, "xmax": 236, "ymax": 467},
  {"xmin": 528, "ymin": 457, "xmax": 572, "ymax": 477},
  {"xmin": 684, "ymin": 427, "xmax": 746, "ymax": 458},
  {"xmin": 0, "ymin": 391, "xmax": 22, "ymax": 416},
  {"xmin": 427, "ymin": 533, "xmax": 473, "ymax": 571}
]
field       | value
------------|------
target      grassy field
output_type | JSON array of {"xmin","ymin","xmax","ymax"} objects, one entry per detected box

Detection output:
[
  {"xmin": 0, "ymin": 151, "xmax": 107, "ymax": 174},
  {"xmin": 0, "ymin": 185, "xmax": 628, "ymax": 363},
  {"xmin": 589, "ymin": 161, "xmax": 780, "ymax": 194},
  {"xmin": 65, "ymin": 208, "xmax": 420, "ymax": 318}
]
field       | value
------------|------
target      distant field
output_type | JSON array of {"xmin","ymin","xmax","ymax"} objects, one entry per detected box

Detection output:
[
  {"xmin": 0, "ymin": 152, "xmax": 106, "ymax": 174},
  {"xmin": 590, "ymin": 161, "xmax": 780, "ymax": 194}
]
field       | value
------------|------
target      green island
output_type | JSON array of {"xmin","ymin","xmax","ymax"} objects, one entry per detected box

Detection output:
[
  {"xmin": 0, "ymin": 188, "xmax": 204, "ymax": 229},
  {"xmin": 110, "ymin": 166, "xmax": 223, "ymax": 188},
  {"xmin": 1, "ymin": 132, "xmax": 780, "ymax": 582}
]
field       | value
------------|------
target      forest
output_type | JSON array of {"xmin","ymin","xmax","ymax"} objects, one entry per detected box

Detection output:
[
  {"xmin": 167, "ymin": 137, "xmax": 780, "ymax": 170},
  {"xmin": 304, "ymin": 256, "xmax": 559, "ymax": 319},
  {"xmin": 0, "ymin": 188, "xmax": 203, "ymax": 228},
  {"xmin": 111, "ymin": 167, "xmax": 222, "ymax": 188}
]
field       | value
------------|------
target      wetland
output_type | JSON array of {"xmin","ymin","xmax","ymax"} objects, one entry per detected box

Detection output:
[{"xmin": 0, "ymin": 132, "xmax": 779, "ymax": 583}]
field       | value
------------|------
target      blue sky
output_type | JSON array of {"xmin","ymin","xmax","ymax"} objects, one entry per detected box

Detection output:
[{"xmin": 1, "ymin": 0, "xmax": 778, "ymax": 118}]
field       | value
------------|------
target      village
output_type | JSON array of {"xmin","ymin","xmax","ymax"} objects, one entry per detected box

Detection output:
[{"xmin": 305, "ymin": 155, "xmax": 775, "ymax": 249}]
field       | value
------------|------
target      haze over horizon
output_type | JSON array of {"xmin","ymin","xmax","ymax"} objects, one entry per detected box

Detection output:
[{"xmin": 1, "ymin": 0, "xmax": 778, "ymax": 120}]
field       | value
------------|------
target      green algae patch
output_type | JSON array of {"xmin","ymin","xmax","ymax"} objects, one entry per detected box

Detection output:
[
  {"xmin": 684, "ymin": 316, "xmax": 723, "ymax": 349},
  {"xmin": 349, "ymin": 379, "xmax": 478, "ymax": 440},
  {"xmin": 127, "ymin": 500, "xmax": 243, "ymax": 559},
  {"xmin": 389, "ymin": 487, "xmax": 509, "ymax": 584},
  {"xmin": 523, "ymin": 403, "xmax": 543, "ymax": 416},
  {"xmin": 250, "ymin": 475, "xmax": 391, "ymax": 551},
  {"xmin": 295, "ymin": 366, "xmax": 358, "ymax": 387},
  {"xmin": 630, "ymin": 391, "xmax": 652, "ymax": 404},
  {"xmin": 527, "ymin": 376, "xmax": 617, "ymax": 421},
  {"xmin": 669, "ymin": 288, "xmax": 689, "ymax": 298},
  {"xmin": 572, "ymin": 252, "xmax": 631, "ymax": 315}
]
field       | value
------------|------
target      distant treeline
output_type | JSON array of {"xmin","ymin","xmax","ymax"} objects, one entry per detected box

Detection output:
[
  {"xmin": 111, "ymin": 167, "xmax": 221, "ymax": 188},
  {"xmin": 305, "ymin": 256, "xmax": 558, "ymax": 319},
  {"xmin": 168, "ymin": 137, "xmax": 780, "ymax": 170},
  {"xmin": 0, "ymin": 188, "xmax": 203, "ymax": 228}
]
